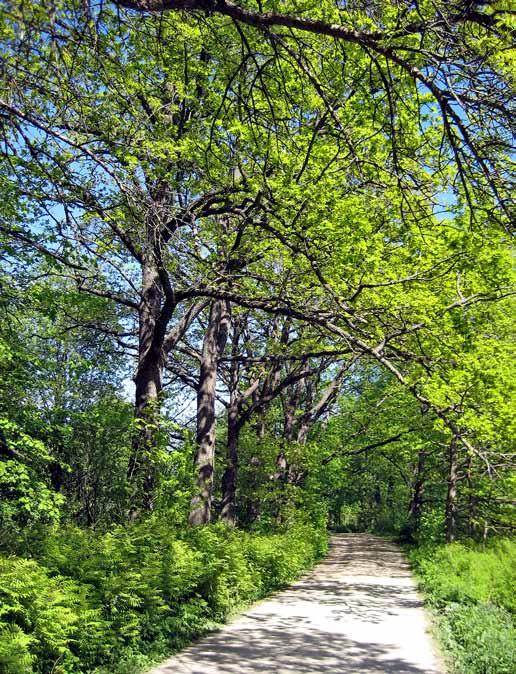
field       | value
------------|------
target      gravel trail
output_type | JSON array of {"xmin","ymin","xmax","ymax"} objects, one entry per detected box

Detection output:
[{"xmin": 147, "ymin": 533, "xmax": 444, "ymax": 674}]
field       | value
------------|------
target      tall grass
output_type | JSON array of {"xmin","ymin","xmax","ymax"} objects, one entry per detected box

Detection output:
[{"xmin": 409, "ymin": 539, "xmax": 515, "ymax": 674}]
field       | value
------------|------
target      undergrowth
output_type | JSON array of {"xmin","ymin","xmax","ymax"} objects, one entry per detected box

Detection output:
[
  {"xmin": 0, "ymin": 519, "xmax": 328, "ymax": 674},
  {"xmin": 409, "ymin": 538, "xmax": 515, "ymax": 674}
]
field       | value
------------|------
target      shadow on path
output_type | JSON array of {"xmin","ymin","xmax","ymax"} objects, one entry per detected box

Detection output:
[{"xmin": 148, "ymin": 534, "xmax": 443, "ymax": 674}]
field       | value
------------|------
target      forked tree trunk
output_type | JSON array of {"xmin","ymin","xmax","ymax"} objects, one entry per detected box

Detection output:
[
  {"xmin": 189, "ymin": 300, "xmax": 229, "ymax": 525},
  {"xmin": 445, "ymin": 437, "xmax": 458, "ymax": 543}
]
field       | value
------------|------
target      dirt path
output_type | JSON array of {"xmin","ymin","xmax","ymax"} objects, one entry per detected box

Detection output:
[{"xmin": 147, "ymin": 533, "xmax": 444, "ymax": 674}]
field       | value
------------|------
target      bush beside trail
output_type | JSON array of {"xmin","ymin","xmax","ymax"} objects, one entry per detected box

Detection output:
[
  {"xmin": 409, "ymin": 539, "xmax": 515, "ymax": 674},
  {"xmin": 0, "ymin": 520, "xmax": 328, "ymax": 674}
]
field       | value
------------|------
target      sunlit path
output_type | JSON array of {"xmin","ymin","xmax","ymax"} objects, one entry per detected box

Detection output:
[{"xmin": 147, "ymin": 534, "xmax": 444, "ymax": 674}]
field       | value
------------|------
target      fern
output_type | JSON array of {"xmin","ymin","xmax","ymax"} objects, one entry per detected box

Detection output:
[{"xmin": 0, "ymin": 623, "xmax": 35, "ymax": 674}]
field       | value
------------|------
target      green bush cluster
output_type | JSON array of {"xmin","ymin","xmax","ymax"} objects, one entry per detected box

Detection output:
[
  {"xmin": 441, "ymin": 604, "xmax": 514, "ymax": 674},
  {"xmin": 0, "ymin": 519, "xmax": 328, "ymax": 674},
  {"xmin": 410, "ymin": 539, "xmax": 515, "ymax": 674}
]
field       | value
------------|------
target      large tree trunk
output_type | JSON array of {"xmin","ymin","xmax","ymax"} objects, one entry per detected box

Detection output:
[
  {"xmin": 220, "ymin": 402, "xmax": 241, "ymax": 525},
  {"xmin": 128, "ymin": 256, "xmax": 165, "ymax": 511},
  {"xmin": 220, "ymin": 317, "xmax": 241, "ymax": 526},
  {"xmin": 274, "ymin": 379, "xmax": 302, "ymax": 483},
  {"xmin": 189, "ymin": 300, "xmax": 229, "ymax": 525},
  {"xmin": 445, "ymin": 437, "xmax": 458, "ymax": 543}
]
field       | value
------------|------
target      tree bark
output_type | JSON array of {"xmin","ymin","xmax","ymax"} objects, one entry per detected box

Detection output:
[
  {"xmin": 445, "ymin": 437, "xmax": 458, "ymax": 543},
  {"xmin": 189, "ymin": 300, "xmax": 229, "ymax": 525},
  {"xmin": 466, "ymin": 454, "xmax": 477, "ymax": 536},
  {"xmin": 274, "ymin": 377, "xmax": 302, "ymax": 484},
  {"xmin": 128, "ymin": 255, "xmax": 165, "ymax": 511},
  {"xmin": 219, "ymin": 317, "xmax": 242, "ymax": 525},
  {"xmin": 220, "ymin": 401, "xmax": 241, "ymax": 525}
]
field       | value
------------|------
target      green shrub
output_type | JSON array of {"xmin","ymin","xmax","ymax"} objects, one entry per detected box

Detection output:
[
  {"xmin": 91, "ymin": 649, "xmax": 160, "ymax": 674},
  {"xmin": 0, "ymin": 557, "xmax": 87, "ymax": 674},
  {"xmin": 410, "ymin": 538, "xmax": 516, "ymax": 674},
  {"xmin": 443, "ymin": 604, "xmax": 514, "ymax": 674},
  {"xmin": 0, "ymin": 624, "xmax": 35, "ymax": 674},
  {"xmin": 0, "ymin": 519, "xmax": 328, "ymax": 674},
  {"xmin": 410, "ymin": 539, "xmax": 516, "ymax": 613},
  {"xmin": 247, "ymin": 524, "xmax": 326, "ymax": 590}
]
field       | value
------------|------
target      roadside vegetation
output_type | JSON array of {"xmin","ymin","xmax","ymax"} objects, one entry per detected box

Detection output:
[
  {"xmin": 410, "ymin": 540, "xmax": 515, "ymax": 674},
  {"xmin": 0, "ymin": 521, "xmax": 327, "ymax": 674}
]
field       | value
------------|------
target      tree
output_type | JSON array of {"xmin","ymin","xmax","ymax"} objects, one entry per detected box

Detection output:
[
  {"xmin": 115, "ymin": 0, "xmax": 514, "ymax": 228},
  {"xmin": 1, "ymin": 0, "xmax": 513, "ymax": 529}
]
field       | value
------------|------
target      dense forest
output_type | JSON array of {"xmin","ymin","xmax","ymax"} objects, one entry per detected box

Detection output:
[{"xmin": 0, "ymin": 1, "xmax": 514, "ymax": 673}]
